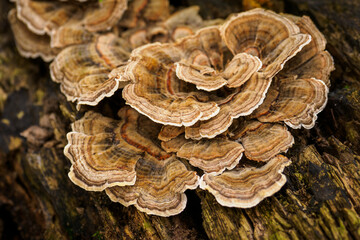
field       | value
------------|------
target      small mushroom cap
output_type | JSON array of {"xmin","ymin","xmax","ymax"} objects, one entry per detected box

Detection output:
[
  {"xmin": 287, "ymin": 51, "xmax": 334, "ymax": 87},
  {"xmin": 15, "ymin": 0, "xmax": 128, "ymax": 48},
  {"xmin": 50, "ymin": 21, "xmax": 96, "ymax": 48},
  {"xmin": 221, "ymin": 8, "xmax": 299, "ymax": 57},
  {"xmin": 280, "ymin": 15, "xmax": 334, "ymax": 86},
  {"xmin": 122, "ymin": 42, "xmax": 220, "ymax": 127},
  {"xmin": 161, "ymin": 134, "xmax": 188, "ymax": 153},
  {"xmin": 163, "ymin": 6, "xmax": 203, "ymax": 32},
  {"xmin": 158, "ymin": 125, "xmax": 185, "ymax": 142},
  {"xmin": 279, "ymin": 15, "xmax": 334, "ymax": 87},
  {"xmin": 230, "ymin": 121, "xmax": 294, "ymax": 161},
  {"xmin": 106, "ymin": 155, "xmax": 199, "ymax": 217},
  {"xmin": 175, "ymin": 50, "xmax": 262, "ymax": 91},
  {"xmin": 222, "ymin": 53, "xmax": 262, "ymax": 88},
  {"xmin": 142, "ymin": 0, "xmax": 169, "ymax": 21},
  {"xmin": 171, "ymin": 26, "xmax": 195, "ymax": 41},
  {"xmin": 120, "ymin": 6, "xmax": 211, "ymax": 49},
  {"xmin": 16, "ymin": 0, "xmax": 76, "ymax": 35},
  {"xmin": 162, "ymin": 135, "xmax": 244, "ymax": 174},
  {"xmin": 220, "ymin": 8, "xmax": 311, "ymax": 76},
  {"xmin": 65, "ymin": 107, "xmax": 171, "ymax": 191},
  {"xmin": 17, "ymin": 0, "xmax": 127, "ymax": 33},
  {"xmin": 8, "ymin": 8, "xmax": 60, "ymax": 62},
  {"xmin": 118, "ymin": 0, "xmax": 170, "ymax": 28},
  {"xmin": 83, "ymin": 0, "xmax": 128, "ymax": 32},
  {"xmin": 174, "ymin": 27, "xmax": 226, "ymax": 91},
  {"xmin": 65, "ymin": 111, "xmax": 136, "ymax": 191},
  {"xmin": 174, "ymin": 26, "xmax": 263, "ymax": 92},
  {"xmin": 257, "ymin": 77, "xmax": 329, "ymax": 129},
  {"xmin": 50, "ymin": 34, "xmax": 131, "ymax": 108},
  {"xmin": 183, "ymin": 72, "xmax": 273, "ymax": 139},
  {"xmin": 117, "ymin": 0, "xmax": 148, "ymax": 28},
  {"xmin": 251, "ymin": 15, "xmax": 334, "ymax": 129},
  {"xmin": 199, "ymin": 155, "xmax": 291, "ymax": 208}
]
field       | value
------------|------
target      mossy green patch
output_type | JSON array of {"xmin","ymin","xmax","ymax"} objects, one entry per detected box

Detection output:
[{"xmin": 92, "ymin": 231, "xmax": 104, "ymax": 240}]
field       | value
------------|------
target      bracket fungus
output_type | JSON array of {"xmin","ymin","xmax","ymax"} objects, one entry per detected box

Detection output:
[
  {"xmin": 8, "ymin": 9, "xmax": 61, "ymax": 62},
  {"xmin": 50, "ymin": 34, "xmax": 131, "ymax": 107},
  {"xmin": 199, "ymin": 155, "xmax": 291, "ymax": 208},
  {"xmin": 99, "ymin": 8, "xmax": 332, "ymax": 215},
  {"xmin": 9, "ymin": 2, "xmax": 334, "ymax": 216},
  {"xmin": 161, "ymin": 133, "xmax": 245, "ymax": 175},
  {"xmin": 46, "ymin": 5, "xmax": 214, "ymax": 109},
  {"xmin": 65, "ymin": 106, "xmax": 199, "ymax": 216},
  {"xmin": 251, "ymin": 15, "xmax": 334, "ymax": 129},
  {"xmin": 15, "ymin": 0, "xmax": 128, "ymax": 47},
  {"xmin": 121, "ymin": 6, "xmax": 211, "ymax": 49},
  {"xmin": 159, "ymin": 118, "xmax": 294, "ymax": 175},
  {"xmin": 120, "ymin": 8, "xmax": 314, "ymax": 139},
  {"xmin": 118, "ymin": 0, "xmax": 170, "ymax": 28},
  {"xmin": 9, "ymin": 0, "xmax": 128, "ymax": 62}
]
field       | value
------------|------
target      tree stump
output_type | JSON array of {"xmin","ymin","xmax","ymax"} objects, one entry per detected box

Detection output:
[{"xmin": 0, "ymin": 0, "xmax": 359, "ymax": 239}]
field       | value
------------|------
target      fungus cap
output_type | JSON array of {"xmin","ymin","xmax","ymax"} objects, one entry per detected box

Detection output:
[
  {"xmin": 199, "ymin": 155, "xmax": 291, "ymax": 208},
  {"xmin": 121, "ymin": 8, "xmax": 312, "ymax": 140},
  {"xmin": 64, "ymin": 107, "xmax": 199, "ymax": 216}
]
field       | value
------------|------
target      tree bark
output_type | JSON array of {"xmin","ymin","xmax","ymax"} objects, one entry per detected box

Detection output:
[{"xmin": 0, "ymin": 0, "xmax": 360, "ymax": 239}]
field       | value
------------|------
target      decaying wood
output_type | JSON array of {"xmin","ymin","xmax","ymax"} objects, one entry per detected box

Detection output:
[{"xmin": 0, "ymin": 0, "xmax": 360, "ymax": 239}]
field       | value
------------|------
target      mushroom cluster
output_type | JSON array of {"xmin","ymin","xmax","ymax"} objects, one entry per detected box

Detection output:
[{"xmin": 9, "ymin": 1, "xmax": 334, "ymax": 217}]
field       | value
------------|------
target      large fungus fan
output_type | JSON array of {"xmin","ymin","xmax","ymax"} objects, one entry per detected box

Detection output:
[
  {"xmin": 65, "ymin": 107, "xmax": 199, "ymax": 216},
  {"xmin": 120, "ymin": 8, "xmax": 316, "ymax": 139},
  {"xmin": 9, "ymin": 3, "xmax": 334, "ymax": 216},
  {"xmin": 111, "ymin": 8, "xmax": 333, "ymax": 211}
]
